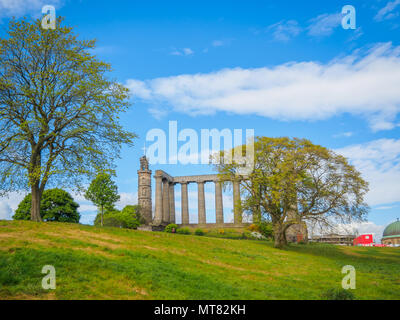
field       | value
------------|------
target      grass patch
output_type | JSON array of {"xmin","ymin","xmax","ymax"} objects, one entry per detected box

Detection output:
[{"xmin": 0, "ymin": 221, "xmax": 399, "ymax": 300}]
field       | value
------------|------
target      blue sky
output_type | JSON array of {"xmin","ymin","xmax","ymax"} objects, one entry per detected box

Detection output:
[{"xmin": 0, "ymin": 0, "xmax": 399, "ymax": 241}]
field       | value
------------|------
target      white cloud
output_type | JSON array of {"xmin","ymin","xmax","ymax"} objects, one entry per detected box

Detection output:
[
  {"xmin": 127, "ymin": 43, "xmax": 400, "ymax": 131},
  {"xmin": 0, "ymin": 0, "xmax": 62, "ymax": 19},
  {"xmin": 170, "ymin": 47, "xmax": 194, "ymax": 56},
  {"xmin": 339, "ymin": 221, "xmax": 386, "ymax": 243},
  {"xmin": 309, "ymin": 220, "xmax": 386, "ymax": 243},
  {"xmin": 0, "ymin": 192, "xmax": 26, "ymax": 212},
  {"xmin": 183, "ymin": 48, "xmax": 193, "ymax": 55},
  {"xmin": 333, "ymin": 131, "xmax": 353, "ymax": 138},
  {"xmin": 0, "ymin": 202, "xmax": 12, "ymax": 220},
  {"xmin": 336, "ymin": 138, "xmax": 400, "ymax": 206},
  {"xmin": 267, "ymin": 20, "xmax": 302, "ymax": 42},
  {"xmin": 116, "ymin": 192, "xmax": 138, "ymax": 209},
  {"xmin": 126, "ymin": 79, "xmax": 152, "ymax": 99},
  {"xmin": 375, "ymin": 205, "xmax": 397, "ymax": 210},
  {"xmin": 347, "ymin": 27, "xmax": 364, "ymax": 42},
  {"xmin": 210, "ymin": 39, "xmax": 233, "ymax": 48},
  {"xmin": 375, "ymin": 0, "xmax": 400, "ymax": 21},
  {"xmin": 307, "ymin": 13, "xmax": 342, "ymax": 37}
]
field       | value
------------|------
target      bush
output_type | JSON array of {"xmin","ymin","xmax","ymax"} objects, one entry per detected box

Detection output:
[
  {"xmin": 165, "ymin": 224, "xmax": 178, "ymax": 233},
  {"xmin": 13, "ymin": 188, "xmax": 80, "ymax": 223},
  {"xmin": 257, "ymin": 221, "xmax": 274, "ymax": 238},
  {"xmin": 247, "ymin": 224, "xmax": 259, "ymax": 232},
  {"xmin": 321, "ymin": 288, "xmax": 355, "ymax": 300},
  {"xmin": 194, "ymin": 229, "xmax": 205, "ymax": 236},
  {"xmin": 177, "ymin": 227, "xmax": 191, "ymax": 235},
  {"xmin": 94, "ymin": 205, "xmax": 142, "ymax": 229}
]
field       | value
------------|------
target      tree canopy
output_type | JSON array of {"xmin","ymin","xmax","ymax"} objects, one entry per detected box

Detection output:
[
  {"xmin": 13, "ymin": 188, "xmax": 80, "ymax": 222},
  {"xmin": 215, "ymin": 137, "xmax": 369, "ymax": 248},
  {"xmin": 85, "ymin": 172, "xmax": 120, "ymax": 226},
  {"xmin": 0, "ymin": 17, "xmax": 136, "ymax": 221}
]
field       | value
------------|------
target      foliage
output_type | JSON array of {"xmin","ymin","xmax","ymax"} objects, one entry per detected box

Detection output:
[
  {"xmin": 321, "ymin": 288, "xmax": 355, "ymax": 300},
  {"xmin": 247, "ymin": 224, "xmax": 258, "ymax": 232},
  {"xmin": 85, "ymin": 173, "xmax": 120, "ymax": 226},
  {"xmin": 257, "ymin": 222, "xmax": 274, "ymax": 239},
  {"xmin": 176, "ymin": 227, "xmax": 191, "ymax": 235},
  {"xmin": 165, "ymin": 224, "xmax": 178, "ymax": 233},
  {"xmin": 201, "ymin": 228, "xmax": 250, "ymax": 240},
  {"xmin": 215, "ymin": 137, "xmax": 369, "ymax": 248},
  {"xmin": 246, "ymin": 222, "xmax": 273, "ymax": 238},
  {"xmin": 93, "ymin": 205, "xmax": 142, "ymax": 229},
  {"xmin": 0, "ymin": 17, "xmax": 136, "ymax": 221},
  {"xmin": 194, "ymin": 229, "xmax": 205, "ymax": 236},
  {"xmin": 13, "ymin": 189, "xmax": 80, "ymax": 223},
  {"xmin": 121, "ymin": 205, "xmax": 146, "ymax": 225}
]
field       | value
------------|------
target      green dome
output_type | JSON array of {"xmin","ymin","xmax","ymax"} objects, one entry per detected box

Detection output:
[{"xmin": 382, "ymin": 220, "xmax": 400, "ymax": 238}]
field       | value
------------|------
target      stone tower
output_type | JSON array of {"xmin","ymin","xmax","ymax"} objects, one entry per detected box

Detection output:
[
  {"xmin": 285, "ymin": 203, "xmax": 308, "ymax": 243},
  {"xmin": 137, "ymin": 156, "xmax": 152, "ymax": 224}
]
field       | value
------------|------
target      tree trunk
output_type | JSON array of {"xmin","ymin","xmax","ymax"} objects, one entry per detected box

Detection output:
[
  {"xmin": 31, "ymin": 184, "xmax": 42, "ymax": 222},
  {"xmin": 273, "ymin": 223, "xmax": 287, "ymax": 249},
  {"xmin": 253, "ymin": 208, "xmax": 261, "ymax": 224},
  {"xmin": 101, "ymin": 205, "xmax": 104, "ymax": 227}
]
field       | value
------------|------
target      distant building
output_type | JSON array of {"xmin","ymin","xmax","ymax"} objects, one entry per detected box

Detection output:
[
  {"xmin": 381, "ymin": 219, "xmax": 400, "ymax": 246},
  {"xmin": 311, "ymin": 234, "xmax": 356, "ymax": 246},
  {"xmin": 353, "ymin": 234, "xmax": 374, "ymax": 246}
]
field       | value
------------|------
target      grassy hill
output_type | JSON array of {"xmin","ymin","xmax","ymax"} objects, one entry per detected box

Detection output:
[{"xmin": 0, "ymin": 220, "xmax": 399, "ymax": 300}]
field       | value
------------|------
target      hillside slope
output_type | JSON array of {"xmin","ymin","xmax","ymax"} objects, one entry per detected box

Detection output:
[{"xmin": 0, "ymin": 221, "xmax": 399, "ymax": 300}]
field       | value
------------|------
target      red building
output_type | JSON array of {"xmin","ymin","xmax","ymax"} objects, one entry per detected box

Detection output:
[{"xmin": 353, "ymin": 234, "xmax": 374, "ymax": 246}]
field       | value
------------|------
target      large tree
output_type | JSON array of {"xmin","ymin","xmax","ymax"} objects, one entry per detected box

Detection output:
[
  {"xmin": 215, "ymin": 137, "xmax": 369, "ymax": 248},
  {"xmin": 0, "ymin": 18, "xmax": 136, "ymax": 221}
]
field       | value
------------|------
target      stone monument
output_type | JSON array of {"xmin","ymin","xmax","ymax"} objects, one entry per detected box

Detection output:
[{"xmin": 137, "ymin": 155, "xmax": 152, "ymax": 224}]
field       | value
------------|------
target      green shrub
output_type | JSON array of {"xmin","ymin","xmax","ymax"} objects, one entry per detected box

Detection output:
[
  {"xmin": 257, "ymin": 221, "xmax": 274, "ymax": 238},
  {"xmin": 321, "ymin": 288, "xmax": 355, "ymax": 300},
  {"xmin": 165, "ymin": 224, "xmax": 178, "ymax": 233},
  {"xmin": 194, "ymin": 229, "xmax": 205, "ymax": 236},
  {"xmin": 176, "ymin": 227, "xmax": 191, "ymax": 235},
  {"xmin": 94, "ymin": 205, "xmax": 142, "ymax": 229}
]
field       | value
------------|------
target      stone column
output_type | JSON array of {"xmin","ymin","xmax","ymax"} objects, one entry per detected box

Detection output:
[
  {"xmin": 169, "ymin": 183, "xmax": 176, "ymax": 223},
  {"xmin": 162, "ymin": 179, "xmax": 170, "ymax": 223},
  {"xmin": 215, "ymin": 181, "xmax": 224, "ymax": 224},
  {"xmin": 198, "ymin": 182, "xmax": 206, "ymax": 226},
  {"xmin": 181, "ymin": 182, "xmax": 189, "ymax": 225},
  {"xmin": 233, "ymin": 179, "xmax": 242, "ymax": 225},
  {"xmin": 154, "ymin": 175, "xmax": 163, "ymax": 224}
]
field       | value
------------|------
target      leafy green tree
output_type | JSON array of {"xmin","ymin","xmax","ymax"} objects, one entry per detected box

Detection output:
[
  {"xmin": 215, "ymin": 137, "xmax": 369, "ymax": 248},
  {"xmin": 93, "ymin": 205, "xmax": 143, "ymax": 229},
  {"xmin": 13, "ymin": 188, "xmax": 80, "ymax": 222},
  {"xmin": 0, "ymin": 18, "xmax": 136, "ymax": 222},
  {"xmin": 85, "ymin": 173, "xmax": 120, "ymax": 226}
]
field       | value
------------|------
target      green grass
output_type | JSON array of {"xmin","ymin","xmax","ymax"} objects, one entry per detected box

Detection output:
[{"xmin": 0, "ymin": 220, "xmax": 399, "ymax": 300}]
